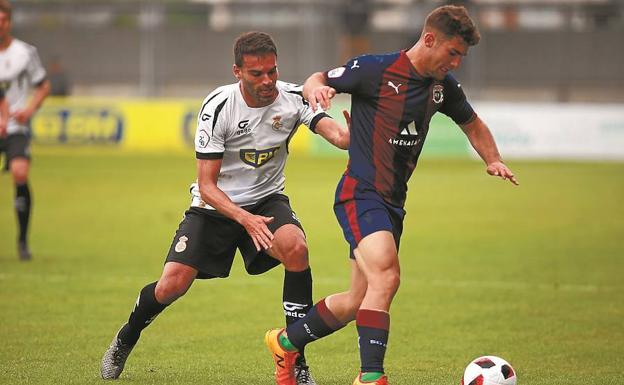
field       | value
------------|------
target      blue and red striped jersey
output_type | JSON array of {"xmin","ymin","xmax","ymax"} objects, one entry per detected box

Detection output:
[{"xmin": 326, "ymin": 50, "xmax": 476, "ymax": 207}]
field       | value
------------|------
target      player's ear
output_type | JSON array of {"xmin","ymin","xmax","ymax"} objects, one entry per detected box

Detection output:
[
  {"xmin": 424, "ymin": 32, "xmax": 436, "ymax": 48},
  {"xmin": 233, "ymin": 64, "xmax": 242, "ymax": 80}
]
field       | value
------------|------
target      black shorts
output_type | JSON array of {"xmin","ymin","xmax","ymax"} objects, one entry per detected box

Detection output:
[
  {"xmin": 165, "ymin": 193, "xmax": 304, "ymax": 279},
  {"xmin": 0, "ymin": 133, "xmax": 31, "ymax": 172}
]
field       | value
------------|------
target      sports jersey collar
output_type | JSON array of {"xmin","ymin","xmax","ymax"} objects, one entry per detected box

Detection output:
[{"xmin": 400, "ymin": 50, "xmax": 426, "ymax": 80}]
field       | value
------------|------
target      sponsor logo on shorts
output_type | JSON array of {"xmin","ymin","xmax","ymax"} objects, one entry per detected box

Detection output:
[
  {"xmin": 174, "ymin": 235, "xmax": 188, "ymax": 253},
  {"xmin": 240, "ymin": 146, "xmax": 280, "ymax": 168}
]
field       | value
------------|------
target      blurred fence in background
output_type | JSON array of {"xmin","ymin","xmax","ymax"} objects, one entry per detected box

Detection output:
[{"xmin": 12, "ymin": 0, "xmax": 624, "ymax": 102}]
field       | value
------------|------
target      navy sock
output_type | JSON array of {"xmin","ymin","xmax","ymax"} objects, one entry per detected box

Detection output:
[
  {"xmin": 15, "ymin": 183, "xmax": 31, "ymax": 244},
  {"xmin": 286, "ymin": 298, "xmax": 344, "ymax": 350},
  {"xmin": 283, "ymin": 268, "xmax": 313, "ymax": 362},
  {"xmin": 356, "ymin": 309, "xmax": 390, "ymax": 373},
  {"xmin": 118, "ymin": 282, "xmax": 168, "ymax": 345}
]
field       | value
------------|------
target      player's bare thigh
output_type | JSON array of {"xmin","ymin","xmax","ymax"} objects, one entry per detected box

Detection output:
[
  {"xmin": 266, "ymin": 223, "xmax": 309, "ymax": 272},
  {"xmin": 155, "ymin": 261, "xmax": 198, "ymax": 304}
]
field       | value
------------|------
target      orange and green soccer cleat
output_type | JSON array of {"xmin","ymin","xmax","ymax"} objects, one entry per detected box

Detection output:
[
  {"xmin": 264, "ymin": 328, "xmax": 299, "ymax": 385},
  {"xmin": 352, "ymin": 372, "xmax": 390, "ymax": 385}
]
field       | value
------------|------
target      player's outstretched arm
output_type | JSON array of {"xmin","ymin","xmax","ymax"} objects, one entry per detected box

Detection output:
[
  {"xmin": 197, "ymin": 159, "xmax": 274, "ymax": 250},
  {"xmin": 303, "ymin": 72, "xmax": 336, "ymax": 112},
  {"xmin": 314, "ymin": 110, "xmax": 351, "ymax": 150},
  {"xmin": 460, "ymin": 116, "xmax": 519, "ymax": 186}
]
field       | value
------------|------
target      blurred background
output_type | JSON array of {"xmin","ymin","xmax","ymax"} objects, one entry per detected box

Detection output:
[
  {"xmin": 14, "ymin": 0, "xmax": 624, "ymax": 101},
  {"xmin": 9, "ymin": 0, "xmax": 624, "ymax": 160}
]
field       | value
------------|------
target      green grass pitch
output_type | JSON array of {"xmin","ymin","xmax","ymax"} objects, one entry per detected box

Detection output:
[{"xmin": 1, "ymin": 148, "xmax": 623, "ymax": 384}]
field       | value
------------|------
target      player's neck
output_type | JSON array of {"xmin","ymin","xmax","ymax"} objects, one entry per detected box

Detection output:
[
  {"xmin": 0, "ymin": 35, "xmax": 12, "ymax": 50},
  {"xmin": 238, "ymin": 82, "xmax": 277, "ymax": 108},
  {"xmin": 405, "ymin": 43, "xmax": 430, "ymax": 79}
]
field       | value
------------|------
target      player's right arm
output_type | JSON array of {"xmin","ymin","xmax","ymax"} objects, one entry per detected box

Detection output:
[
  {"xmin": 196, "ymin": 159, "xmax": 274, "ymax": 251},
  {"xmin": 194, "ymin": 88, "xmax": 274, "ymax": 251}
]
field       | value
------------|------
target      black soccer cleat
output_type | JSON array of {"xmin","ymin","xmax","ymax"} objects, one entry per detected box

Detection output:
[
  {"xmin": 295, "ymin": 356, "xmax": 317, "ymax": 385},
  {"xmin": 17, "ymin": 242, "xmax": 32, "ymax": 261},
  {"xmin": 100, "ymin": 326, "xmax": 135, "ymax": 379}
]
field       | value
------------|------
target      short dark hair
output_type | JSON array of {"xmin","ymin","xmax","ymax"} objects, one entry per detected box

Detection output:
[
  {"xmin": 424, "ymin": 5, "xmax": 480, "ymax": 46},
  {"xmin": 233, "ymin": 31, "xmax": 277, "ymax": 67},
  {"xmin": 0, "ymin": 0, "xmax": 12, "ymax": 19}
]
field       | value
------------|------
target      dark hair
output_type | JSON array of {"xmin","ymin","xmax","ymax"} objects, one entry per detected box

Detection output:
[
  {"xmin": 233, "ymin": 31, "xmax": 278, "ymax": 67},
  {"xmin": 0, "ymin": 0, "xmax": 11, "ymax": 19},
  {"xmin": 424, "ymin": 5, "xmax": 480, "ymax": 46}
]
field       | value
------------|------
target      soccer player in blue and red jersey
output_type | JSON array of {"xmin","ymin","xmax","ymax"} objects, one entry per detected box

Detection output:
[{"xmin": 265, "ymin": 5, "xmax": 518, "ymax": 385}]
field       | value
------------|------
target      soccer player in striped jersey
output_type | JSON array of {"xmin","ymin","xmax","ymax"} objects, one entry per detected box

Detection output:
[
  {"xmin": 0, "ymin": 0, "xmax": 51, "ymax": 261},
  {"xmin": 265, "ymin": 5, "xmax": 518, "ymax": 385},
  {"xmin": 101, "ymin": 32, "xmax": 349, "ymax": 385}
]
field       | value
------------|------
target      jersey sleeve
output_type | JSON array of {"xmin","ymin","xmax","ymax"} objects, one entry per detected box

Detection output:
[
  {"xmin": 324, "ymin": 54, "xmax": 373, "ymax": 95},
  {"xmin": 195, "ymin": 90, "xmax": 230, "ymax": 159},
  {"xmin": 288, "ymin": 84, "xmax": 331, "ymax": 133},
  {"xmin": 26, "ymin": 46, "xmax": 47, "ymax": 86},
  {"xmin": 438, "ymin": 74, "xmax": 476, "ymax": 125}
]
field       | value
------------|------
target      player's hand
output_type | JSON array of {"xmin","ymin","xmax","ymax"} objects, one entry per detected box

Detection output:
[
  {"xmin": 0, "ymin": 122, "xmax": 6, "ymax": 138},
  {"xmin": 487, "ymin": 161, "xmax": 519, "ymax": 185},
  {"xmin": 241, "ymin": 214, "xmax": 275, "ymax": 251},
  {"xmin": 309, "ymin": 86, "xmax": 336, "ymax": 112},
  {"xmin": 11, "ymin": 109, "xmax": 33, "ymax": 125}
]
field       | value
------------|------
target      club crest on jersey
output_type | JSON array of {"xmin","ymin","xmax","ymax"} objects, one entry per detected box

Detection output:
[
  {"xmin": 272, "ymin": 115, "xmax": 283, "ymax": 131},
  {"xmin": 240, "ymin": 146, "xmax": 280, "ymax": 168},
  {"xmin": 196, "ymin": 129, "xmax": 210, "ymax": 148},
  {"xmin": 432, "ymin": 84, "xmax": 444, "ymax": 104}
]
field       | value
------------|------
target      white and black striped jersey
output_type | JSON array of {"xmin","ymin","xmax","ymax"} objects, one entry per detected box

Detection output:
[
  {"xmin": 190, "ymin": 80, "xmax": 329, "ymax": 209},
  {"xmin": 0, "ymin": 38, "xmax": 47, "ymax": 135}
]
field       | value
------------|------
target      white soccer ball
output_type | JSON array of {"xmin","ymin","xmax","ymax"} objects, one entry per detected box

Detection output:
[{"xmin": 461, "ymin": 356, "xmax": 517, "ymax": 385}]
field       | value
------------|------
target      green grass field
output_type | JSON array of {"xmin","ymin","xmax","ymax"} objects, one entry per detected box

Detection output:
[{"xmin": 1, "ymin": 148, "xmax": 623, "ymax": 385}]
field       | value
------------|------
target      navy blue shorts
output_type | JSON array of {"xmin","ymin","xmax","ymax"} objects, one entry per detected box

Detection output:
[{"xmin": 333, "ymin": 174, "xmax": 405, "ymax": 258}]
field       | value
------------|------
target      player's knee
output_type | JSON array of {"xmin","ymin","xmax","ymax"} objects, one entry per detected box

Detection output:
[
  {"xmin": 11, "ymin": 169, "xmax": 28, "ymax": 184},
  {"xmin": 10, "ymin": 159, "xmax": 29, "ymax": 184},
  {"xmin": 155, "ymin": 277, "xmax": 191, "ymax": 304},
  {"xmin": 281, "ymin": 240, "xmax": 309, "ymax": 271},
  {"xmin": 370, "ymin": 270, "xmax": 400, "ymax": 296}
]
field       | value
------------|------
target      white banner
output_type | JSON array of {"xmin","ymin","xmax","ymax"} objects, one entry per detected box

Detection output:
[{"xmin": 474, "ymin": 102, "xmax": 624, "ymax": 160}]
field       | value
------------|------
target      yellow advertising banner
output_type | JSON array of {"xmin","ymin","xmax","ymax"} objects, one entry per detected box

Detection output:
[{"xmin": 32, "ymin": 97, "xmax": 312, "ymax": 153}]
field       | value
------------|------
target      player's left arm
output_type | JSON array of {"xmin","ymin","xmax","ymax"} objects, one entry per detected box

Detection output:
[
  {"xmin": 314, "ymin": 110, "xmax": 351, "ymax": 150},
  {"xmin": 460, "ymin": 116, "xmax": 519, "ymax": 186}
]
